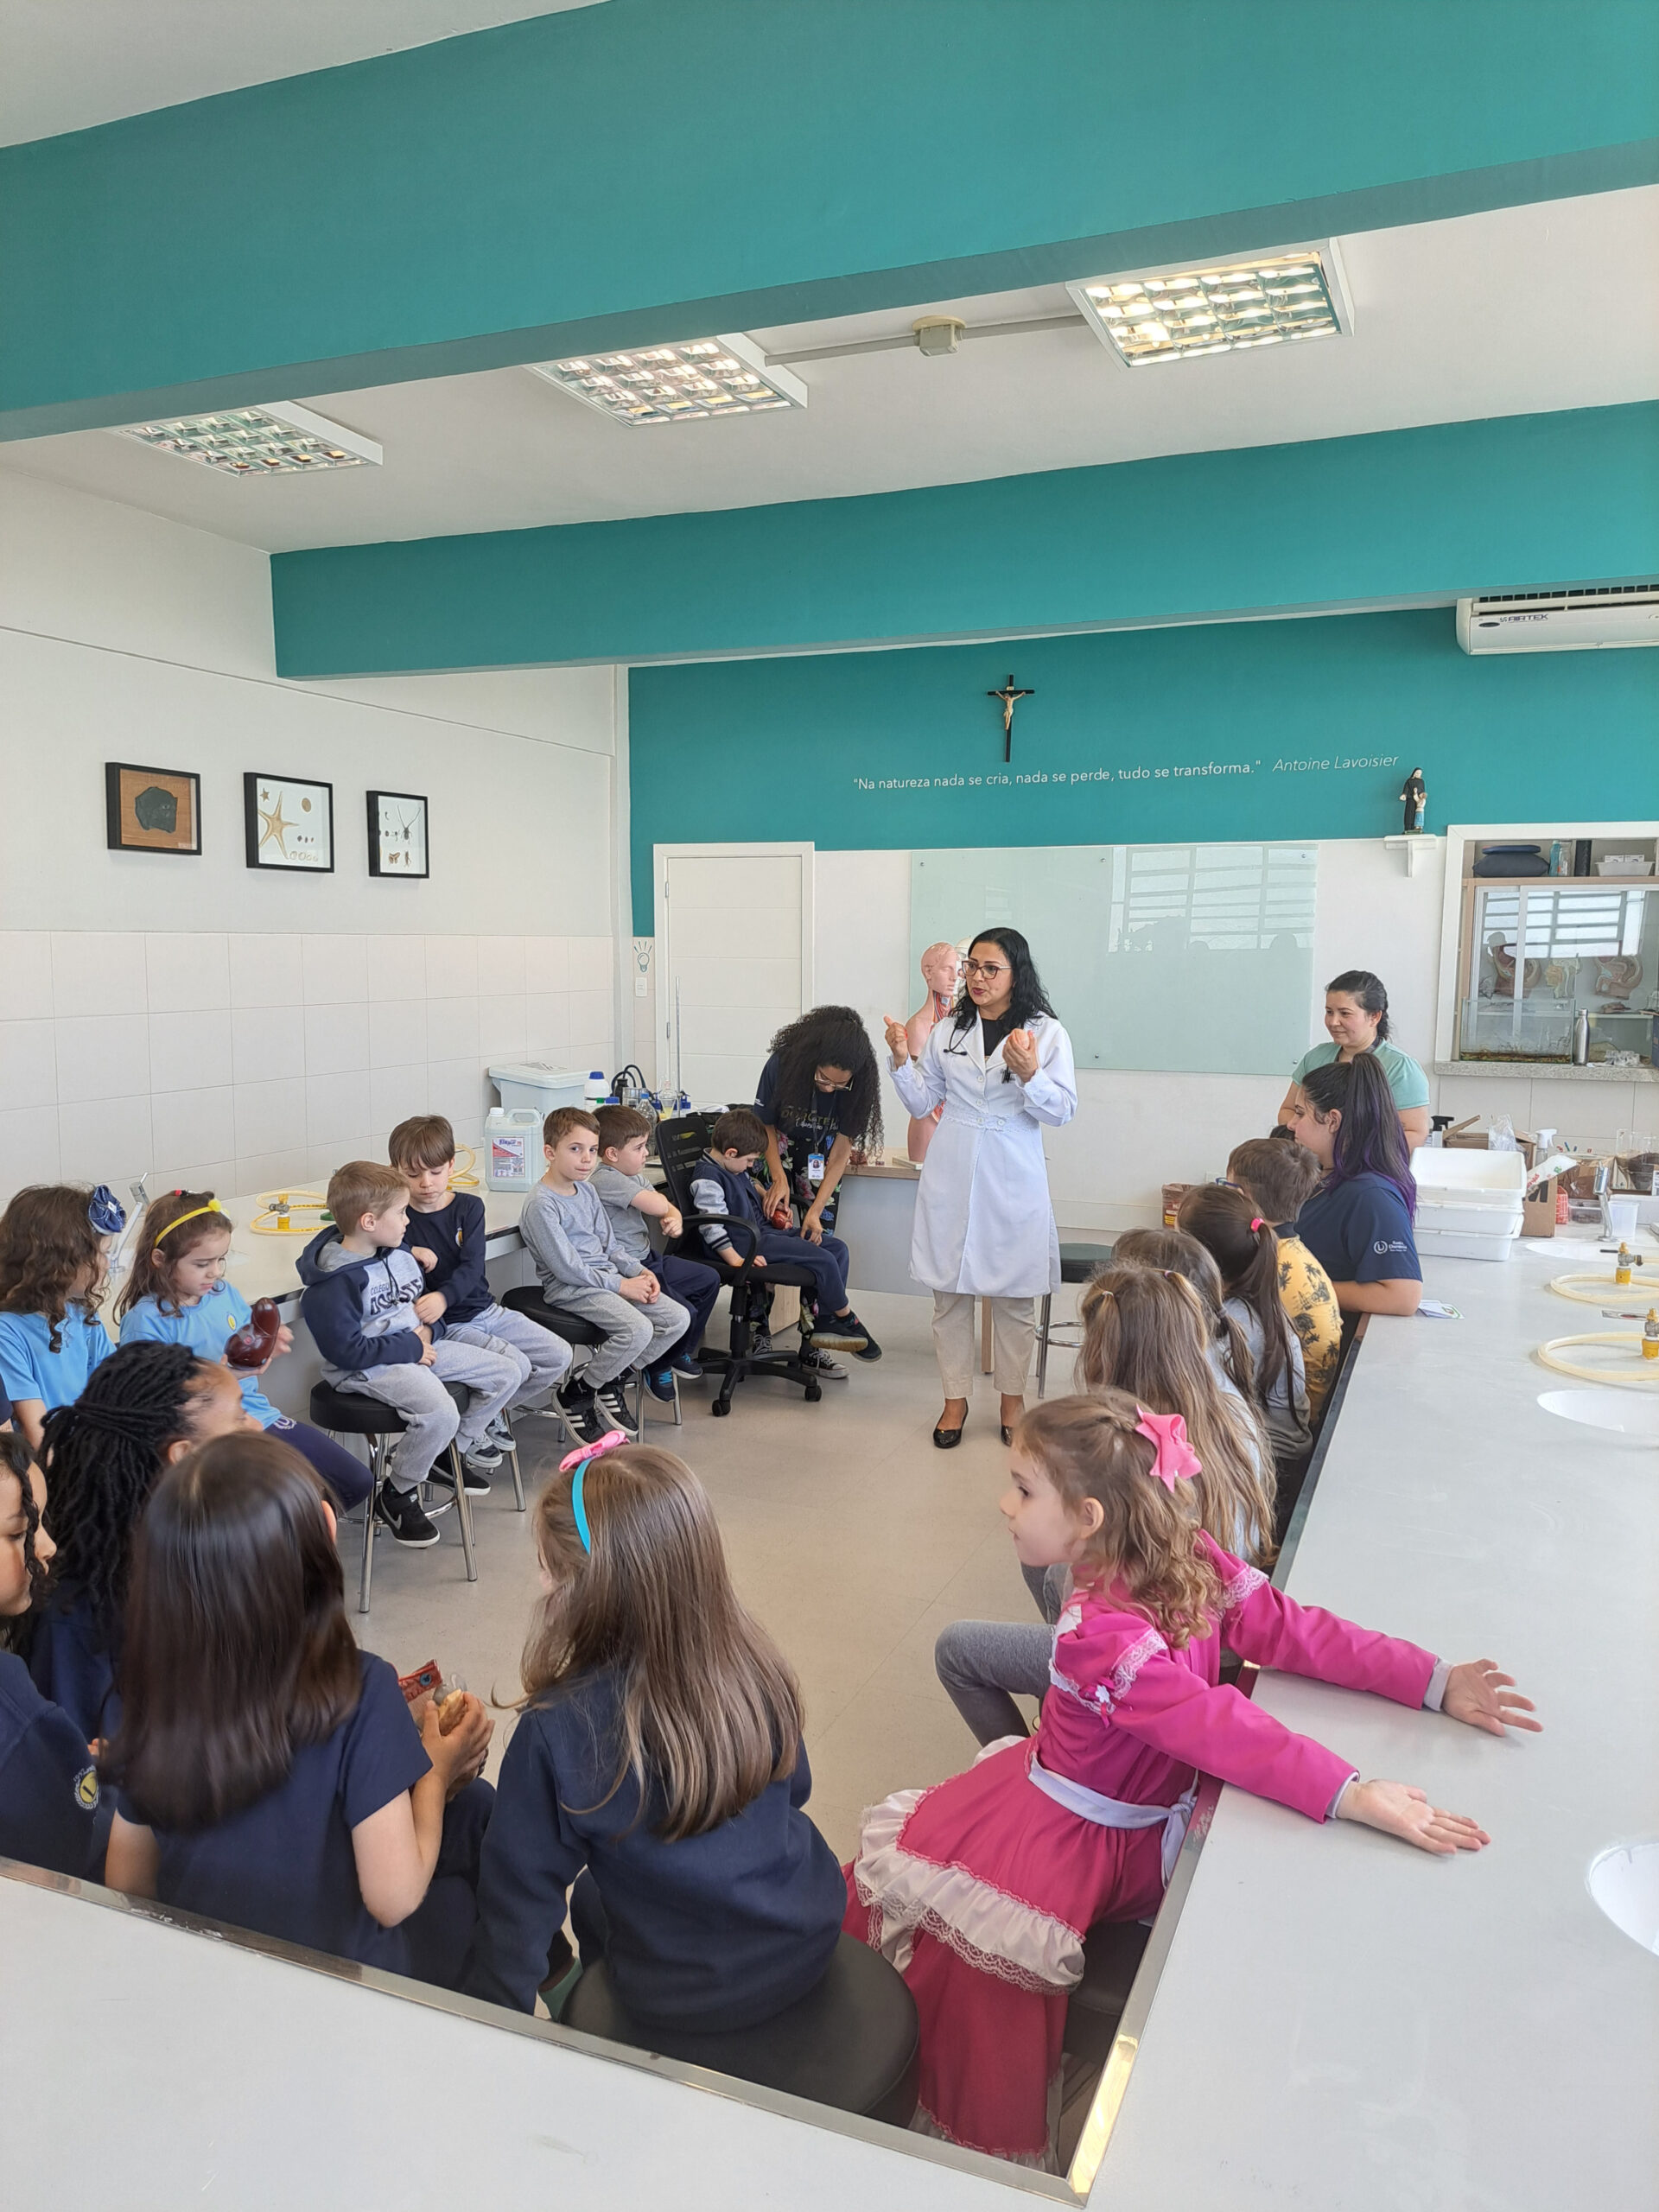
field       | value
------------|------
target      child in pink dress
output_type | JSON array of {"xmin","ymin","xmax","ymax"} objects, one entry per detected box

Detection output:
[{"xmin": 845, "ymin": 1391, "xmax": 1540, "ymax": 2168}]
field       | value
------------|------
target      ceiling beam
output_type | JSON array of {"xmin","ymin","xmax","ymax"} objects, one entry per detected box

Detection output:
[
  {"xmin": 2, "ymin": 0, "xmax": 1656, "ymax": 439},
  {"xmin": 269, "ymin": 403, "xmax": 1659, "ymax": 676}
]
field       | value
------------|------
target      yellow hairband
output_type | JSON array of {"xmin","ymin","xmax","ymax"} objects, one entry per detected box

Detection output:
[{"xmin": 157, "ymin": 1200, "xmax": 225, "ymax": 1241}]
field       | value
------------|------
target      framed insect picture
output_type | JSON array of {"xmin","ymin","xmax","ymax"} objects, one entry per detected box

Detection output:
[
  {"xmin": 366, "ymin": 789, "xmax": 430, "ymax": 879},
  {"xmin": 105, "ymin": 761, "xmax": 202, "ymax": 855},
  {"xmin": 244, "ymin": 772, "xmax": 334, "ymax": 872}
]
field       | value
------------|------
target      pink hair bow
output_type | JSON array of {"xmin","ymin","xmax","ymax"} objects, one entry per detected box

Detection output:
[
  {"xmin": 558, "ymin": 1430, "xmax": 629, "ymax": 1474},
  {"xmin": 1135, "ymin": 1408, "xmax": 1202, "ymax": 1491}
]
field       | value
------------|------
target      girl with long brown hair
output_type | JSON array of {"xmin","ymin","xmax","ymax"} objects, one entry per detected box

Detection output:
[
  {"xmin": 101, "ymin": 1433, "xmax": 494, "ymax": 1986},
  {"xmin": 1077, "ymin": 1265, "xmax": 1277, "ymax": 1567},
  {"xmin": 849, "ymin": 1392, "xmax": 1539, "ymax": 2167},
  {"xmin": 1177, "ymin": 1185, "xmax": 1313, "ymax": 1460},
  {"xmin": 467, "ymin": 1437, "xmax": 845, "ymax": 2029},
  {"xmin": 0, "ymin": 1182, "xmax": 124, "ymax": 1449}
]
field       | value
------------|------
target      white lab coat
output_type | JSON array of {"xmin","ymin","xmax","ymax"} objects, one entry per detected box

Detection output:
[{"xmin": 890, "ymin": 1012, "xmax": 1077, "ymax": 1296}]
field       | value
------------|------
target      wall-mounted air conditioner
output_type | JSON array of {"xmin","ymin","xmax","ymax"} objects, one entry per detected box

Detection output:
[{"xmin": 1457, "ymin": 584, "xmax": 1659, "ymax": 653}]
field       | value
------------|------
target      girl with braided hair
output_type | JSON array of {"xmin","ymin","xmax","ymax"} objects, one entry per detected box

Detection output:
[
  {"xmin": 27, "ymin": 1341, "xmax": 256, "ymax": 1740},
  {"xmin": 0, "ymin": 1432, "xmax": 109, "ymax": 1878}
]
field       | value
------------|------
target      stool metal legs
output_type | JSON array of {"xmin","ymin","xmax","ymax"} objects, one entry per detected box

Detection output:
[
  {"xmin": 1036, "ymin": 1293, "xmax": 1053, "ymax": 1399},
  {"xmin": 499, "ymin": 1411, "xmax": 525, "ymax": 1511}
]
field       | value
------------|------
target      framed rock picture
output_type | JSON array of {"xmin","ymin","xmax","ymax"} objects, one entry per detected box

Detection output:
[
  {"xmin": 366, "ymin": 789, "xmax": 429, "ymax": 879},
  {"xmin": 105, "ymin": 761, "xmax": 202, "ymax": 855},
  {"xmin": 244, "ymin": 772, "xmax": 334, "ymax": 871}
]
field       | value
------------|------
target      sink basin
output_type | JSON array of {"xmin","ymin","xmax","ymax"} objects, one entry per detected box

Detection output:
[
  {"xmin": 1587, "ymin": 1839, "xmax": 1659, "ymax": 1955},
  {"xmin": 1536, "ymin": 1389, "xmax": 1659, "ymax": 1443}
]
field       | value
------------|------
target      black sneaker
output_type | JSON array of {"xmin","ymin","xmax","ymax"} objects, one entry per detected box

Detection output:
[
  {"xmin": 594, "ymin": 1382, "xmax": 638, "ymax": 1433},
  {"xmin": 644, "ymin": 1365, "xmax": 677, "ymax": 1403},
  {"xmin": 671, "ymin": 1351, "xmax": 703, "ymax": 1378},
  {"xmin": 431, "ymin": 1459, "xmax": 491, "ymax": 1497},
  {"xmin": 800, "ymin": 1344, "xmax": 849, "ymax": 1382},
  {"xmin": 749, "ymin": 1327, "xmax": 773, "ymax": 1358},
  {"xmin": 376, "ymin": 1486, "xmax": 440, "ymax": 1547},
  {"xmin": 805, "ymin": 1308, "xmax": 872, "ymax": 1355}
]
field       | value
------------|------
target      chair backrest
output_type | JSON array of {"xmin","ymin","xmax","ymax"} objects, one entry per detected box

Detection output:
[{"xmin": 654, "ymin": 1112, "xmax": 720, "ymax": 1217}]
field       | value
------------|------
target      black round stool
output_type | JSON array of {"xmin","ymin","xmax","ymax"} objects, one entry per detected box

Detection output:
[
  {"xmin": 1035, "ymin": 1241, "xmax": 1116, "ymax": 1396},
  {"xmin": 501, "ymin": 1285, "xmax": 651, "ymax": 1436},
  {"xmin": 563, "ymin": 1933, "xmax": 919, "ymax": 2126},
  {"xmin": 309, "ymin": 1379, "xmax": 476, "ymax": 1612}
]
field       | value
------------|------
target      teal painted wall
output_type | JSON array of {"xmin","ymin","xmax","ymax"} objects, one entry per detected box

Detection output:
[
  {"xmin": 3, "ymin": 0, "xmax": 1656, "ymax": 434},
  {"xmin": 626, "ymin": 608, "xmax": 1659, "ymax": 929},
  {"xmin": 272, "ymin": 406, "xmax": 1659, "ymax": 677}
]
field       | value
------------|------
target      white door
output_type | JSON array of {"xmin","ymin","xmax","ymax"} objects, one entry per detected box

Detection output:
[{"xmin": 657, "ymin": 843, "xmax": 812, "ymax": 1109}]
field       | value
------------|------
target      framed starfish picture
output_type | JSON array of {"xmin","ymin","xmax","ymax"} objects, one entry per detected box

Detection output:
[
  {"xmin": 244, "ymin": 772, "xmax": 334, "ymax": 871},
  {"xmin": 366, "ymin": 789, "xmax": 429, "ymax": 879}
]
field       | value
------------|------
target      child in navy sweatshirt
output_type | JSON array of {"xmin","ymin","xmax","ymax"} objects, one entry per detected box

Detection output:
[
  {"xmin": 390, "ymin": 1116, "xmax": 571, "ymax": 1417},
  {"xmin": 297, "ymin": 1162, "xmax": 522, "ymax": 1550},
  {"xmin": 467, "ymin": 1439, "xmax": 844, "ymax": 2031}
]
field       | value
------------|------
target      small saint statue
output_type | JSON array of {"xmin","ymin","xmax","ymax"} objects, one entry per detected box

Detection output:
[
  {"xmin": 1400, "ymin": 766, "xmax": 1427, "ymax": 835},
  {"xmin": 905, "ymin": 942, "xmax": 963, "ymax": 1162}
]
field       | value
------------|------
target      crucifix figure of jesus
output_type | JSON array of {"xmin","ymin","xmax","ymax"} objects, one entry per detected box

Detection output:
[{"xmin": 988, "ymin": 674, "xmax": 1034, "ymax": 762}]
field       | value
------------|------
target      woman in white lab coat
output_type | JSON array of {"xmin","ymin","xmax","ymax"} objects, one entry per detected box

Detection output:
[{"xmin": 884, "ymin": 929, "xmax": 1077, "ymax": 1449}]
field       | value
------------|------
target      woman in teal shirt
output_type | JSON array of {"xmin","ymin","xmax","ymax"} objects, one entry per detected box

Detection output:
[{"xmin": 1277, "ymin": 969, "xmax": 1431, "ymax": 1149}]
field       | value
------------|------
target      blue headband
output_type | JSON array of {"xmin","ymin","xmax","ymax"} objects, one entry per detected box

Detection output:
[{"xmin": 570, "ymin": 1459, "xmax": 594, "ymax": 1554}]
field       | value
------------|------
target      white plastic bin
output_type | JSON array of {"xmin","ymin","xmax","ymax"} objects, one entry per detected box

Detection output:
[
  {"xmin": 487, "ymin": 1062, "xmax": 588, "ymax": 1116},
  {"xmin": 1412, "ymin": 1147, "xmax": 1524, "ymax": 1260}
]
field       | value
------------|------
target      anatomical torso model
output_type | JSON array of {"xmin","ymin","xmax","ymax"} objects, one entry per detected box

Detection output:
[{"xmin": 905, "ymin": 943, "xmax": 963, "ymax": 1162}]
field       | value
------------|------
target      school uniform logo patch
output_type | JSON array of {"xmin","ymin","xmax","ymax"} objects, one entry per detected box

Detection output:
[{"xmin": 74, "ymin": 1764, "xmax": 100, "ymax": 1810}]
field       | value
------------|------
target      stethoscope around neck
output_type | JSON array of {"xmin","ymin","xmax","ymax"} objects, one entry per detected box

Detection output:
[{"xmin": 943, "ymin": 1010, "xmax": 1021, "ymax": 1080}]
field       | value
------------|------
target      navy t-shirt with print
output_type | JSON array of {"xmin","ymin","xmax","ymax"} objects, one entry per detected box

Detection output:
[
  {"xmin": 1297, "ymin": 1173, "xmax": 1421, "ymax": 1287},
  {"xmin": 0, "ymin": 1650, "xmax": 107, "ymax": 1882},
  {"xmin": 118, "ymin": 1651, "xmax": 429, "ymax": 1970}
]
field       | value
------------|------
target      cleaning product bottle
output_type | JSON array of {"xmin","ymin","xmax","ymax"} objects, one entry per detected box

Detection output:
[
  {"xmin": 1643, "ymin": 1308, "xmax": 1659, "ymax": 1363},
  {"xmin": 584, "ymin": 1070, "xmax": 608, "ymax": 1109},
  {"xmin": 484, "ymin": 1106, "xmax": 541, "ymax": 1191}
]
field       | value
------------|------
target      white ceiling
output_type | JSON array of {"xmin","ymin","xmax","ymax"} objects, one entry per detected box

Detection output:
[
  {"xmin": 6, "ymin": 188, "xmax": 1657, "ymax": 554},
  {"xmin": 0, "ymin": 0, "xmax": 607, "ymax": 145}
]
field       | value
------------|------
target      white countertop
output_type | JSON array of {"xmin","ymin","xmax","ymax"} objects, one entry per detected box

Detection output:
[
  {"xmin": 192, "ymin": 1182, "xmax": 533, "ymax": 1311},
  {"xmin": 1093, "ymin": 1230, "xmax": 1658, "ymax": 2206}
]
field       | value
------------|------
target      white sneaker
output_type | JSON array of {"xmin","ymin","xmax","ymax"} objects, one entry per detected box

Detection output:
[{"xmin": 486, "ymin": 1414, "xmax": 514, "ymax": 1446}]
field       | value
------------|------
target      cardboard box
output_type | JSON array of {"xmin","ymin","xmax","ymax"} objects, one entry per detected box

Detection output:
[{"xmin": 1522, "ymin": 1180, "xmax": 1557, "ymax": 1237}]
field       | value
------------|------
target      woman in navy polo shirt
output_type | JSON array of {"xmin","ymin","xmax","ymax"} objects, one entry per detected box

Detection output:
[{"xmin": 1287, "ymin": 1054, "xmax": 1422, "ymax": 1317}]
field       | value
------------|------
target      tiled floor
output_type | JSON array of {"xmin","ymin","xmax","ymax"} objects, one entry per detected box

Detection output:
[{"xmin": 343, "ymin": 1287, "xmax": 1070, "ymax": 1860}]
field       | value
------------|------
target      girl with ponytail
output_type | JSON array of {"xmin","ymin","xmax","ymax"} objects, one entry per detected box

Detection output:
[
  {"xmin": 1287, "ymin": 1052, "xmax": 1423, "ymax": 1316},
  {"xmin": 1177, "ymin": 1186, "xmax": 1313, "ymax": 1459}
]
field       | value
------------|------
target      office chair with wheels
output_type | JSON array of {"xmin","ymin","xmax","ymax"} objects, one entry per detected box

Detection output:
[{"xmin": 653, "ymin": 1113, "xmax": 823, "ymax": 1416}]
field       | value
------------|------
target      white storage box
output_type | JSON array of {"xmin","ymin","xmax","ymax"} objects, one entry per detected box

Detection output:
[
  {"xmin": 1412, "ymin": 1147, "xmax": 1524, "ymax": 1260},
  {"xmin": 488, "ymin": 1062, "xmax": 587, "ymax": 1116},
  {"xmin": 1416, "ymin": 1224, "xmax": 1522, "ymax": 1262}
]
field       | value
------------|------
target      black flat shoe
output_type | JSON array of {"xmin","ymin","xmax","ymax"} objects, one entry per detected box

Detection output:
[
  {"xmin": 933, "ymin": 1418, "xmax": 967, "ymax": 1449},
  {"xmin": 1000, "ymin": 1425, "xmax": 1014, "ymax": 1446}
]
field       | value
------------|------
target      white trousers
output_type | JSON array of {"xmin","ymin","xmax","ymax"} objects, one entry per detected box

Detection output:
[{"xmin": 931, "ymin": 1292, "xmax": 1035, "ymax": 1399}]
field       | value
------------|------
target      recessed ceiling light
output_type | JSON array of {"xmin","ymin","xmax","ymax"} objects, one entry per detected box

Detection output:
[
  {"xmin": 1067, "ymin": 243, "xmax": 1353, "ymax": 366},
  {"xmin": 116, "ymin": 400, "xmax": 382, "ymax": 474},
  {"xmin": 527, "ymin": 332, "xmax": 807, "ymax": 423}
]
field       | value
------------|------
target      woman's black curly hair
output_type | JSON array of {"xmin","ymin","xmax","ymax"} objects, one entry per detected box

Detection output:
[
  {"xmin": 762, "ymin": 1005, "xmax": 884, "ymax": 1150},
  {"xmin": 36, "ymin": 1340, "xmax": 214, "ymax": 1652},
  {"xmin": 950, "ymin": 926, "xmax": 1058, "ymax": 1037},
  {"xmin": 0, "ymin": 1431, "xmax": 45, "ymax": 1652}
]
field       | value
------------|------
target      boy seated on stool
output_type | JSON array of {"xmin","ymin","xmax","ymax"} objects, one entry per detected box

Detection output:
[
  {"xmin": 298, "ymin": 1162, "xmax": 524, "ymax": 1548},
  {"xmin": 690, "ymin": 1109, "xmax": 880, "ymax": 1361},
  {"xmin": 389, "ymin": 1113, "xmax": 573, "ymax": 1447},
  {"xmin": 591, "ymin": 1104, "xmax": 715, "ymax": 1376},
  {"xmin": 519, "ymin": 1108, "xmax": 690, "ymax": 1441}
]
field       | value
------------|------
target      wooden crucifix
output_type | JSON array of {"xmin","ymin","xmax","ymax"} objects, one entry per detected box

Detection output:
[{"xmin": 987, "ymin": 674, "xmax": 1034, "ymax": 762}]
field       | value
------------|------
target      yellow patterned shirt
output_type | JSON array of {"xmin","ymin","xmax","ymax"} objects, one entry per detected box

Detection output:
[{"xmin": 1276, "ymin": 1234, "xmax": 1342, "ymax": 1415}]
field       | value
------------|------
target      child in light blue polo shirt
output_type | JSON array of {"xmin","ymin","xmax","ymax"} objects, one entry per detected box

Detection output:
[{"xmin": 0, "ymin": 1184, "xmax": 124, "ymax": 1450}]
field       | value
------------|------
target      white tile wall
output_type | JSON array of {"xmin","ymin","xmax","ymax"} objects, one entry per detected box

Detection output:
[{"xmin": 0, "ymin": 931, "xmax": 616, "ymax": 1210}]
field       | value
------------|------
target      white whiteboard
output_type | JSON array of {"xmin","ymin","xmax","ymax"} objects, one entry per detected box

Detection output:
[{"xmin": 910, "ymin": 842, "xmax": 1318, "ymax": 1075}]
